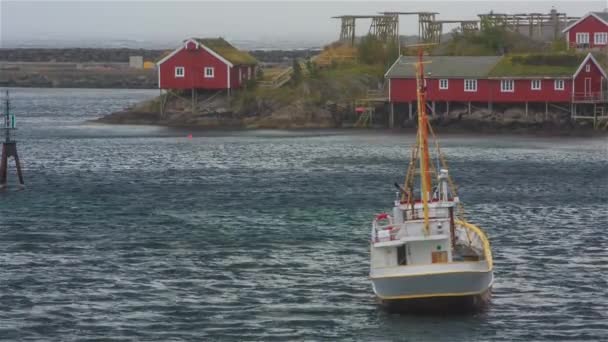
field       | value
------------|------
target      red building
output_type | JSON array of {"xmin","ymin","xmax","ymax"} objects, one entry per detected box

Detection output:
[
  {"xmin": 385, "ymin": 53, "xmax": 607, "ymax": 119},
  {"xmin": 562, "ymin": 11, "xmax": 608, "ymax": 50},
  {"xmin": 157, "ymin": 38, "xmax": 257, "ymax": 91}
]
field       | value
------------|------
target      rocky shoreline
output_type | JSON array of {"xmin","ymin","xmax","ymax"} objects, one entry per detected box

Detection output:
[{"xmin": 95, "ymin": 98, "xmax": 605, "ymax": 136}]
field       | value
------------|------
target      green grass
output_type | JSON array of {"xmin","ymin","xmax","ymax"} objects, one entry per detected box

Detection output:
[
  {"xmin": 489, "ymin": 54, "xmax": 587, "ymax": 77},
  {"xmin": 195, "ymin": 38, "xmax": 257, "ymax": 65},
  {"xmin": 320, "ymin": 62, "xmax": 384, "ymax": 79}
]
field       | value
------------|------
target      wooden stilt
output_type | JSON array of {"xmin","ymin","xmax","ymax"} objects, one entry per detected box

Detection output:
[
  {"xmin": 545, "ymin": 101, "xmax": 549, "ymax": 120},
  {"xmin": 191, "ymin": 88, "xmax": 195, "ymax": 114},
  {"xmin": 446, "ymin": 101, "xmax": 450, "ymax": 116},
  {"xmin": 432, "ymin": 101, "xmax": 436, "ymax": 117},
  {"xmin": 389, "ymin": 103, "xmax": 395, "ymax": 128},
  {"xmin": 525, "ymin": 102, "xmax": 528, "ymax": 118},
  {"xmin": 159, "ymin": 89, "xmax": 163, "ymax": 117},
  {"xmin": 594, "ymin": 103, "xmax": 597, "ymax": 128},
  {"xmin": 408, "ymin": 102, "xmax": 413, "ymax": 120},
  {"xmin": 468, "ymin": 102, "xmax": 471, "ymax": 115},
  {"xmin": 489, "ymin": 101, "xmax": 493, "ymax": 111}
]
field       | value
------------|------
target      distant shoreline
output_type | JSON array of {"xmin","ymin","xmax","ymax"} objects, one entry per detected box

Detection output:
[{"xmin": 93, "ymin": 110, "xmax": 607, "ymax": 137}]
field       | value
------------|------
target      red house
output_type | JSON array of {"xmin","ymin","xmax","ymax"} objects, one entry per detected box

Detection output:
[
  {"xmin": 157, "ymin": 38, "xmax": 258, "ymax": 91},
  {"xmin": 385, "ymin": 53, "xmax": 607, "ymax": 119},
  {"xmin": 562, "ymin": 11, "xmax": 608, "ymax": 50}
]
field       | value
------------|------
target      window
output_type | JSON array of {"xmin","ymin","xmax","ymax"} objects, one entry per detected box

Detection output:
[
  {"xmin": 594, "ymin": 32, "xmax": 608, "ymax": 45},
  {"xmin": 576, "ymin": 32, "xmax": 590, "ymax": 45},
  {"xmin": 175, "ymin": 66, "xmax": 185, "ymax": 78},
  {"xmin": 204, "ymin": 67, "xmax": 214, "ymax": 78},
  {"xmin": 501, "ymin": 79, "xmax": 514, "ymax": 92},
  {"xmin": 464, "ymin": 79, "xmax": 477, "ymax": 92},
  {"xmin": 439, "ymin": 79, "xmax": 449, "ymax": 90},
  {"xmin": 554, "ymin": 79, "xmax": 565, "ymax": 90},
  {"xmin": 531, "ymin": 79, "xmax": 541, "ymax": 90},
  {"xmin": 586, "ymin": 64, "xmax": 591, "ymax": 72}
]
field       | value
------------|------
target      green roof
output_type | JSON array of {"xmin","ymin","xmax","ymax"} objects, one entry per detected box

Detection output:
[
  {"xmin": 385, "ymin": 56, "xmax": 502, "ymax": 78},
  {"xmin": 193, "ymin": 38, "xmax": 257, "ymax": 65},
  {"xmin": 385, "ymin": 54, "xmax": 607, "ymax": 79},
  {"xmin": 488, "ymin": 54, "xmax": 587, "ymax": 78}
]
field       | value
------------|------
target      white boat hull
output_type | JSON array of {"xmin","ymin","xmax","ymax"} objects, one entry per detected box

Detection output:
[{"xmin": 371, "ymin": 263, "xmax": 493, "ymax": 313}]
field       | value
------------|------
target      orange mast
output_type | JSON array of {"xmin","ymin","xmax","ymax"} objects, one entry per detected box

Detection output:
[{"xmin": 415, "ymin": 48, "xmax": 432, "ymax": 233}]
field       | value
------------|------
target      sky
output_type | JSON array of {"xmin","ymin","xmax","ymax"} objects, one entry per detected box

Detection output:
[{"xmin": 1, "ymin": 0, "xmax": 606, "ymax": 49}]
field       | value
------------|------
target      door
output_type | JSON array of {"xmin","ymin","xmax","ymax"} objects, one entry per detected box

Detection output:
[{"xmin": 584, "ymin": 77, "xmax": 592, "ymax": 99}]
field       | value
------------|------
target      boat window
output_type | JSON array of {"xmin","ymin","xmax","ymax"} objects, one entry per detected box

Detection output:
[{"xmin": 397, "ymin": 245, "xmax": 407, "ymax": 265}]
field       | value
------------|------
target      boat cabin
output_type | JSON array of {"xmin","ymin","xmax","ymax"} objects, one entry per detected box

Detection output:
[{"xmin": 370, "ymin": 170, "xmax": 483, "ymax": 269}]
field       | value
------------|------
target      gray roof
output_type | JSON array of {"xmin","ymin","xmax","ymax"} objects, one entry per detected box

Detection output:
[
  {"xmin": 592, "ymin": 11, "xmax": 608, "ymax": 23},
  {"xmin": 385, "ymin": 56, "xmax": 502, "ymax": 79}
]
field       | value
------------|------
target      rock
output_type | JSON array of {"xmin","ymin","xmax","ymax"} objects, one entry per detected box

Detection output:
[{"xmin": 503, "ymin": 108, "xmax": 524, "ymax": 121}]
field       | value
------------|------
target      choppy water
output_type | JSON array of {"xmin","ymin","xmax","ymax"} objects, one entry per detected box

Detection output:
[{"xmin": 0, "ymin": 88, "xmax": 607, "ymax": 341}]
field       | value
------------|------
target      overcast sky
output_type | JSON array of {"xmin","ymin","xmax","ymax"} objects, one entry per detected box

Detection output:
[{"xmin": 1, "ymin": 1, "xmax": 606, "ymax": 48}]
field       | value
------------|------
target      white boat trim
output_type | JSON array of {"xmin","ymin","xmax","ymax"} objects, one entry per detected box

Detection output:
[
  {"xmin": 370, "ymin": 260, "xmax": 490, "ymax": 279},
  {"xmin": 374, "ymin": 283, "xmax": 493, "ymax": 300}
]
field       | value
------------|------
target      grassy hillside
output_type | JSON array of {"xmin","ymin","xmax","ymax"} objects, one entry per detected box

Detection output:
[
  {"xmin": 433, "ymin": 26, "xmax": 549, "ymax": 56},
  {"xmin": 233, "ymin": 61, "xmax": 384, "ymax": 116}
]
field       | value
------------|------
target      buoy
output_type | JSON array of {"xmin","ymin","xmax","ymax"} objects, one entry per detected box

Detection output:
[{"xmin": 187, "ymin": 134, "xmax": 193, "ymax": 139}]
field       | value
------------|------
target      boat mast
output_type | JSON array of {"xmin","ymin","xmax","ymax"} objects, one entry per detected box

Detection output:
[{"xmin": 415, "ymin": 49, "xmax": 432, "ymax": 234}]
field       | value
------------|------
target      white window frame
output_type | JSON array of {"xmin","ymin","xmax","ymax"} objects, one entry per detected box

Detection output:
[
  {"xmin": 576, "ymin": 32, "xmax": 589, "ymax": 44},
  {"xmin": 464, "ymin": 79, "xmax": 477, "ymax": 92},
  {"xmin": 439, "ymin": 79, "xmax": 449, "ymax": 90},
  {"xmin": 531, "ymin": 79, "xmax": 541, "ymax": 91},
  {"xmin": 594, "ymin": 32, "xmax": 608, "ymax": 45},
  {"xmin": 204, "ymin": 67, "xmax": 214, "ymax": 78},
  {"xmin": 554, "ymin": 79, "xmax": 565, "ymax": 91},
  {"xmin": 500, "ymin": 79, "xmax": 514, "ymax": 93},
  {"xmin": 175, "ymin": 66, "xmax": 185, "ymax": 78},
  {"xmin": 585, "ymin": 64, "xmax": 591, "ymax": 72}
]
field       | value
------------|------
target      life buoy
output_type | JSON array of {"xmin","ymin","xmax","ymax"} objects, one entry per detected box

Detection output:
[{"xmin": 375, "ymin": 213, "xmax": 389, "ymax": 220}]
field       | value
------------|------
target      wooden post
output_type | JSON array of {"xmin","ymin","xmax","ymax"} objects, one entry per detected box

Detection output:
[
  {"xmin": 594, "ymin": 103, "xmax": 597, "ymax": 128},
  {"xmin": 489, "ymin": 101, "xmax": 493, "ymax": 111},
  {"xmin": 468, "ymin": 102, "xmax": 471, "ymax": 115},
  {"xmin": 408, "ymin": 101, "xmax": 413, "ymax": 120},
  {"xmin": 159, "ymin": 89, "xmax": 163, "ymax": 118},
  {"xmin": 525, "ymin": 102, "xmax": 528, "ymax": 118},
  {"xmin": 432, "ymin": 101, "xmax": 436, "ymax": 117},
  {"xmin": 446, "ymin": 101, "xmax": 450, "ymax": 116},
  {"xmin": 545, "ymin": 101, "xmax": 548, "ymax": 120},
  {"xmin": 570, "ymin": 103, "xmax": 574, "ymax": 119},
  {"xmin": 191, "ymin": 88, "xmax": 195, "ymax": 114},
  {"xmin": 389, "ymin": 102, "xmax": 395, "ymax": 128}
]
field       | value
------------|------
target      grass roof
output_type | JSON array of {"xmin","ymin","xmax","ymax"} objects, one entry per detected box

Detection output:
[
  {"xmin": 488, "ymin": 54, "xmax": 587, "ymax": 77},
  {"xmin": 194, "ymin": 38, "xmax": 257, "ymax": 65}
]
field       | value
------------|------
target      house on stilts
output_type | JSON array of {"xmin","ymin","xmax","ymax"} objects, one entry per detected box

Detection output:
[
  {"xmin": 156, "ymin": 37, "xmax": 258, "ymax": 115},
  {"xmin": 385, "ymin": 52, "xmax": 608, "ymax": 127}
]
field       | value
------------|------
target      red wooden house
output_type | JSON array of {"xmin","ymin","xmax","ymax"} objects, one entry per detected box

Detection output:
[
  {"xmin": 385, "ymin": 53, "xmax": 608, "ymax": 119},
  {"xmin": 562, "ymin": 11, "xmax": 608, "ymax": 50},
  {"xmin": 157, "ymin": 38, "xmax": 257, "ymax": 91}
]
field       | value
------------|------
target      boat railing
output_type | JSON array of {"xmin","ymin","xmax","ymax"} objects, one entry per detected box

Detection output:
[
  {"xmin": 455, "ymin": 219, "xmax": 493, "ymax": 270},
  {"xmin": 372, "ymin": 222, "xmax": 405, "ymax": 243}
]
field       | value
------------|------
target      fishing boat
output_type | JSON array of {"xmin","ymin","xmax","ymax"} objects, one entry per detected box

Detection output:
[{"xmin": 369, "ymin": 50, "xmax": 493, "ymax": 313}]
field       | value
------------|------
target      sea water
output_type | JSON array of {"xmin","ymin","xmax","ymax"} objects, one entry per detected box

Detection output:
[{"xmin": 0, "ymin": 88, "xmax": 606, "ymax": 341}]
